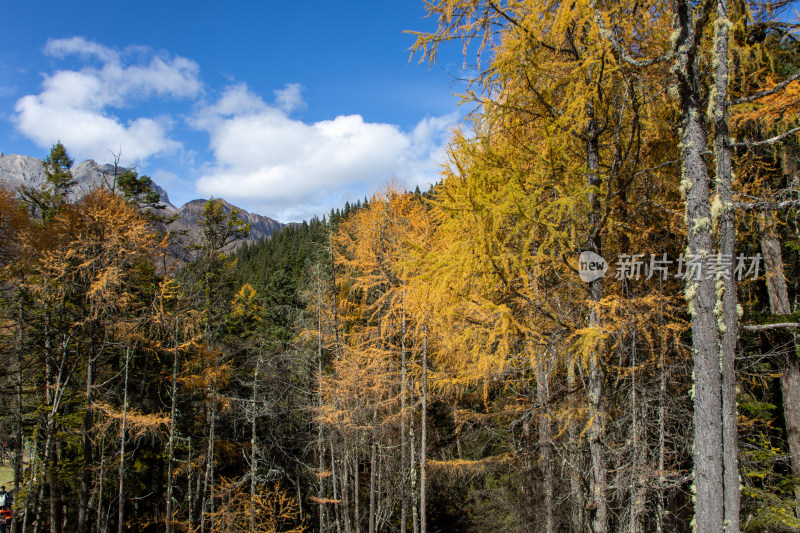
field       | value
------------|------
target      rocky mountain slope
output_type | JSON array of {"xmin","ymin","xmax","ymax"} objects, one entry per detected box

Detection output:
[{"xmin": 0, "ymin": 153, "xmax": 284, "ymax": 246}]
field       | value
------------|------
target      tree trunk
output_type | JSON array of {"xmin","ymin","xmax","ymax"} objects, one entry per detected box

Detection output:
[
  {"xmin": 568, "ymin": 355, "xmax": 584, "ymax": 532},
  {"xmin": 760, "ymin": 231, "xmax": 800, "ymax": 516},
  {"xmin": 250, "ymin": 352, "xmax": 260, "ymax": 533},
  {"xmin": 13, "ymin": 299, "xmax": 25, "ymax": 533},
  {"xmin": 201, "ymin": 389, "xmax": 216, "ymax": 533},
  {"xmin": 117, "ymin": 347, "xmax": 130, "ymax": 533},
  {"xmin": 400, "ymin": 289, "xmax": 408, "ymax": 533},
  {"xmin": 331, "ymin": 440, "xmax": 341, "ymax": 533},
  {"xmin": 675, "ymin": 0, "xmax": 724, "ymax": 528},
  {"xmin": 657, "ymin": 335, "xmax": 667, "ymax": 533},
  {"xmin": 536, "ymin": 353, "xmax": 554, "ymax": 533},
  {"xmin": 586, "ymin": 96, "xmax": 607, "ymax": 533},
  {"xmin": 368, "ymin": 409, "xmax": 378, "ymax": 533},
  {"xmin": 354, "ymin": 442, "xmax": 360, "ymax": 533},
  {"xmin": 420, "ymin": 327, "xmax": 428, "ymax": 533},
  {"xmin": 713, "ymin": 0, "xmax": 740, "ymax": 527},
  {"xmin": 340, "ymin": 449, "xmax": 352, "ymax": 533},
  {"xmin": 166, "ymin": 320, "xmax": 180, "ymax": 533},
  {"xmin": 317, "ymin": 288, "xmax": 327, "ymax": 533},
  {"xmin": 96, "ymin": 435, "xmax": 106, "ymax": 533},
  {"xmin": 79, "ymin": 340, "xmax": 96, "ymax": 533}
]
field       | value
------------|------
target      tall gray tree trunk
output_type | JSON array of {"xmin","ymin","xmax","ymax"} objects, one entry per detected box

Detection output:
[
  {"xmin": 317, "ymin": 286, "xmax": 327, "ymax": 533},
  {"xmin": 760, "ymin": 228, "xmax": 800, "ymax": 516},
  {"xmin": 674, "ymin": 1, "xmax": 724, "ymax": 530},
  {"xmin": 568, "ymin": 355, "xmax": 584, "ymax": 532},
  {"xmin": 536, "ymin": 352, "xmax": 554, "ymax": 533},
  {"xmin": 13, "ymin": 299, "xmax": 24, "ymax": 533},
  {"xmin": 96, "ymin": 435, "xmax": 106, "ymax": 533},
  {"xmin": 250, "ymin": 353, "xmax": 261, "ymax": 533},
  {"xmin": 79, "ymin": 340, "xmax": 96, "ymax": 533},
  {"xmin": 166, "ymin": 320, "xmax": 180, "ymax": 533},
  {"xmin": 368, "ymin": 410, "xmax": 377, "ymax": 533},
  {"xmin": 400, "ymin": 289, "xmax": 408, "ymax": 533},
  {"xmin": 117, "ymin": 347, "xmax": 131, "ymax": 533},
  {"xmin": 586, "ymin": 96, "xmax": 607, "ymax": 533},
  {"xmin": 712, "ymin": 0, "xmax": 740, "ymax": 528},
  {"xmin": 420, "ymin": 328, "xmax": 428, "ymax": 533},
  {"xmin": 201, "ymin": 375, "xmax": 217, "ymax": 533},
  {"xmin": 331, "ymin": 441, "xmax": 341, "ymax": 533}
]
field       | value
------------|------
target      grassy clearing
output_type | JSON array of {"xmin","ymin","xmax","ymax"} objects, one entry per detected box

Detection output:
[{"xmin": 0, "ymin": 466, "xmax": 13, "ymax": 487}]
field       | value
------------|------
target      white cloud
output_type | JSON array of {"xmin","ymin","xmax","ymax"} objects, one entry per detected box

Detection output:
[
  {"xmin": 14, "ymin": 38, "xmax": 201, "ymax": 162},
  {"xmin": 193, "ymin": 84, "xmax": 457, "ymax": 221},
  {"xmin": 274, "ymin": 83, "xmax": 305, "ymax": 113}
]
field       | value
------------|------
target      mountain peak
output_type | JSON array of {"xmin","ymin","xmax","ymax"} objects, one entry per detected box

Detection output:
[{"xmin": 0, "ymin": 153, "xmax": 285, "ymax": 247}]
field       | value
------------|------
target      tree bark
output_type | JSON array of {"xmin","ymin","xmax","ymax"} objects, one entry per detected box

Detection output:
[
  {"xmin": 13, "ymin": 298, "xmax": 25, "ymax": 533},
  {"xmin": 250, "ymin": 352, "xmax": 260, "ymax": 533},
  {"xmin": 420, "ymin": 328, "xmax": 428, "ymax": 533},
  {"xmin": 586, "ymin": 96, "xmax": 607, "ymax": 533},
  {"xmin": 713, "ymin": 0, "xmax": 740, "ymax": 527},
  {"xmin": 536, "ymin": 353, "xmax": 554, "ymax": 533},
  {"xmin": 166, "ymin": 320, "xmax": 180, "ymax": 533},
  {"xmin": 674, "ymin": 0, "xmax": 724, "ymax": 529},
  {"xmin": 568, "ymin": 355, "xmax": 584, "ymax": 533},
  {"xmin": 117, "ymin": 347, "xmax": 130, "ymax": 533},
  {"xmin": 760, "ymin": 230, "xmax": 800, "ymax": 517},
  {"xmin": 368, "ymin": 409, "xmax": 377, "ymax": 533},
  {"xmin": 400, "ymin": 289, "xmax": 408, "ymax": 533},
  {"xmin": 79, "ymin": 340, "xmax": 96, "ymax": 533}
]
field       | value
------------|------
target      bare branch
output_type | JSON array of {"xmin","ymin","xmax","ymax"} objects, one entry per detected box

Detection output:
[
  {"xmin": 730, "ymin": 71, "xmax": 800, "ymax": 105},
  {"xmin": 735, "ymin": 199, "xmax": 800, "ymax": 211},
  {"xmin": 742, "ymin": 322, "xmax": 800, "ymax": 332},
  {"xmin": 730, "ymin": 125, "xmax": 800, "ymax": 148}
]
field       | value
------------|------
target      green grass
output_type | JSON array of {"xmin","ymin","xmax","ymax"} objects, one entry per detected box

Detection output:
[{"xmin": 0, "ymin": 466, "xmax": 13, "ymax": 487}]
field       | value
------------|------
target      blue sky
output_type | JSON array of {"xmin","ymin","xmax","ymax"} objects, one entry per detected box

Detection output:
[{"xmin": 0, "ymin": 1, "xmax": 470, "ymax": 221}]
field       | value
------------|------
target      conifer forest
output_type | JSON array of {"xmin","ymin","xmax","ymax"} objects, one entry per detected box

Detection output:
[{"xmin": 2, "ymin": 0, "xmax": 800, "ymax": 531}]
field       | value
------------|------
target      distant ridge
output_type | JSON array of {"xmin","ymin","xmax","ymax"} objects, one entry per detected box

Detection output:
[{"xmin": 0, "ymin": 153, "xmax": 285, "ymax": 247}]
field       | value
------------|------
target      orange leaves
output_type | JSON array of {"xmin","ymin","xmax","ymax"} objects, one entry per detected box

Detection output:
[
  {"xmin": 94, "ymin": 401, "xmax": 170, "ymax": 441},
  {"xmin": 732, "ymin": 79, "xmax": 800, "ymax": 131},
  {"xmin": 199, "ymin": 479, "xmax": 306, "ymax": 533}
]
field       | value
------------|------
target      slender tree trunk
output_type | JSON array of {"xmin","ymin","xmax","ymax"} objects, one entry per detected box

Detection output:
[
  {"xmin": 713, "ymin": 0, "xmax": 740, "ymax": 528},
  {"xmin": 568, "ymin": 355, "xmax": 584, "ymax": 532},
  {"xmin": 96, "ymin": 435, "xmax": 106, "ymax": 533},
  {"xmin": 79, "ymin": 340, "xmax": 96, "ymax": 533},
  {"xmin": 43, "ymin": 312, "xmax": 60, "ymax": 533},
  {"xmin": 535, "ymin": 351, "xmax": 554, "ymax": 533},
  {"xmin": 331, "ymin": 441, "xmax": 342, "ymax": 533},
  {"xmin": 586, "ymin": 96, "xmax": 607, "ymax": 533},
  {"xmin": 411, "ymin": 401, "xmax": 418, "ymax": 533},
  {"xmin": 250, "ymin": 353, "xmax": 260, "ymax": 533},
  {"xmin": 117, "ymin": 347, "xmax": 130, "ymax": 533},
  {"xmin": 675, "ymin": 0, "xmax": 724, "ymax": 528},
  {"xmin": 340, "ymin": 450, "xmax": 352, "ymax": 533},
  {"xmin": 368, "ymin": 410, "xmax": 377, "ymax": 533},
  {"xmin": 13, "ymin": 298, "xmax": 25, "ymax": 533},
  {"xmin": 657, "ymin": 335, "xmax": 667, "ymax": 533},
  {"xmin": 317, "ymin": 287, "xmax": 327, "ymax": 533},
  {"xmin": 166, "ymin": 320, "xmax": 180, "ymax": 533},
  {"xmin": 201, "ymin": 390, "xmax": 216, "ymax": 533},
  {"xmin": 760, "ymin": 229, "xmax": 800, "ymax": 517},
  {"xmin": 400, "ymin": 288, "xmax": 408, "ymax": 533},
  {"xmin": 629, "ymin": 330, "xmax": 646, "ymax": 533},
  {"xmin": 354, "ymin": 441, "xmax": 360, "ymax": 533},
  {"xmin": 420, "ymin": 328, "xmax": 428, "ymax": 533},
  {"xmin": 187, "ymin": 437, "xmax": 194, "ymax": 524}
]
